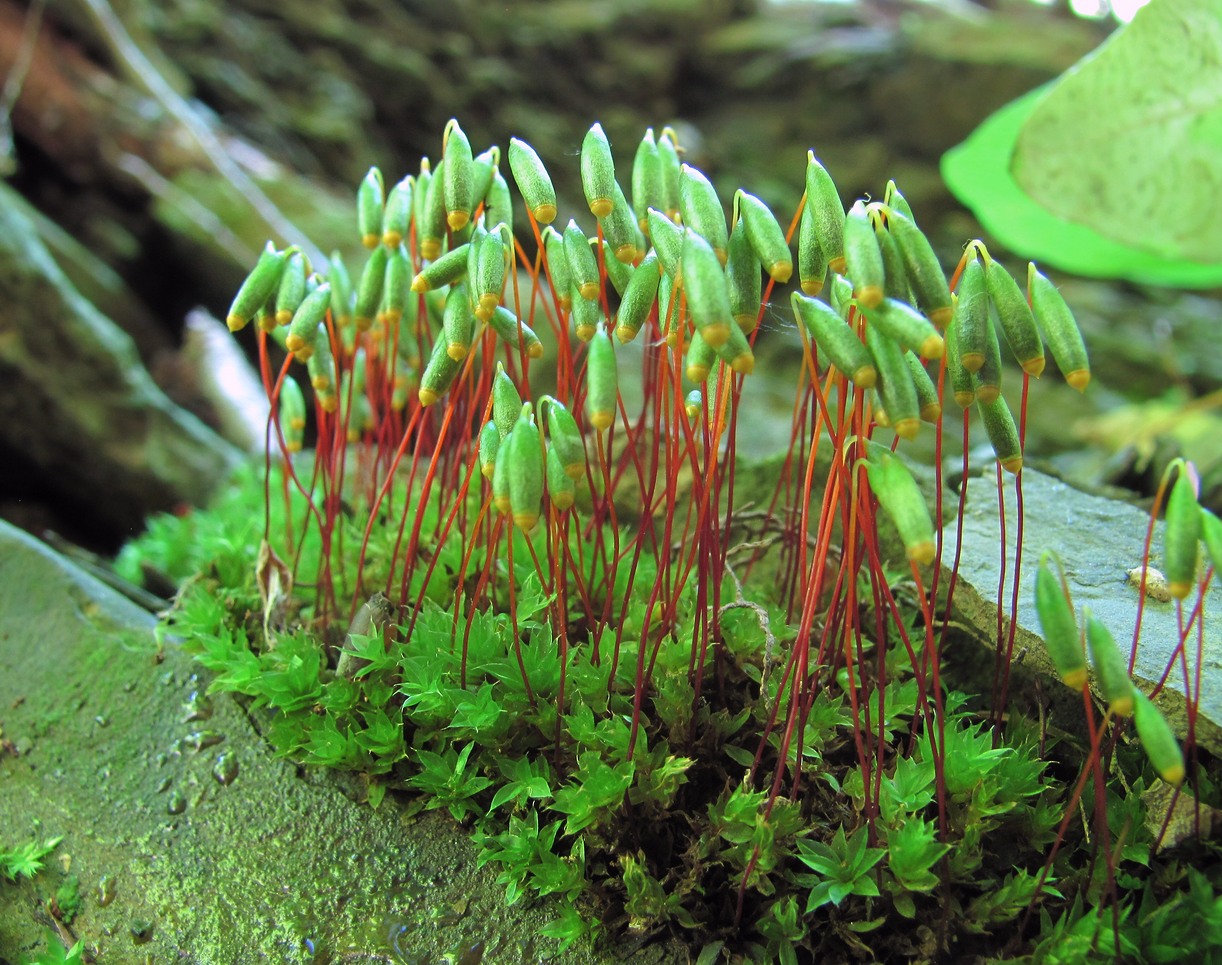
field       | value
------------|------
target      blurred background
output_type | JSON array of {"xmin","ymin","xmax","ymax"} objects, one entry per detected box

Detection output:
[{"xmin": 2, "ymin": 0, "xmax": 1217, "ymax": 556}]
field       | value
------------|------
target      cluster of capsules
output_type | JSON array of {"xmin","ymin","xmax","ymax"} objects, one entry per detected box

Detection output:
[{"xmin": 220, "ymin": 117, "xmax": 1090, "ymax": 524}]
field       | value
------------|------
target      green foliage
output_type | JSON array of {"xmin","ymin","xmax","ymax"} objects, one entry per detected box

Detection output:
[
  {"xmin": 795, "ymin": 825, "xmax": 885, "ymax": 912},
  {"xmin": 0, "ymin": 836, "xmax": 62, "ymax": 882},
  {"xmin": 20, "ymin": 933, "xmax": 84, "ymax": 965}
]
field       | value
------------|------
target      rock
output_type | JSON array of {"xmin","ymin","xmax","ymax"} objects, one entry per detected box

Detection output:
[
  {"xmin": 0, "ymin": 200, "xmax": 241, "ymax": 547},
  {"xmin": 0, "ymin": 518, "xmax": 684, "ymax": 963},
  {"xmin": 942, "ymin": 467, "xmax": 1222, "ymax": 758}
]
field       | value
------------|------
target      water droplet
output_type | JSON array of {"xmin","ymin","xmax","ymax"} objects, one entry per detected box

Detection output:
[
  {"xmin": 167, "ymin": 791, "xmax": 186, "ymax": 815},
  {"xmin": 212, "ymin": 752, "xmax": 239, "ymax": 786},
  {"xmin": 184, "ymin": 730, "xmax": 224, "ymax": 752},
  {"xmin": 96, "ymin": 874, "xmax": 116, "ymax": 907},
  {"xmin": 130, "ymin": 919, "xmax": 154, "ymax": 944}
]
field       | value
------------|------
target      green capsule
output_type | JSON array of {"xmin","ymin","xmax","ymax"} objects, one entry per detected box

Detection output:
[
  {"xmin": 946, "ymin": 316, "xmax": 977, "ymax": 409},
  {"xmin": 1163, "ymin": 467, "xmax": 1202, "ymax": 600},
  {"xmin": 906, "ymin": 352, "xmax": 941, "ymax": 424},
  {"xmin": 1132, "ymin": 689, "xmax": 1185, "ymax": 785},
  {"xmin": 357, "ymin": 166, "xmax": 385, "ymax": 249},
  {"xmin": 986, "ymin": 259, "xmax": 1044, "ymax": 377},
  {"xmin": 354, "ymin": 245, "xmax": 390, "ymax": 331},
  {"xmin": 412, "ymin": 159, "xmax": 433, "ymax": 246},
  {"xmin": 682, "ymin": 229, "xmax": 734, "ymax": 349},
  {"xmin": 597, "ymin": 238, "xmax": 634, "ymax": 296},
  {"xmin": 570, "ymin": 282, "xmax": 601, "ymax": 342},
  {"xmin": 631, "ymin": 128, "xmax": 661, "ymax": 235},
  {"xmin": 865, "ymin": 297, "xmax": 944, "ymax": 361},
  {"xmin": 656, "ymin": 128, "xmax": 683, "ymax": 222},
  {"xmin": 615, "ymin": 250, "xmax": 659, "ymax": 344},
  {"xmin": 328, "ymin": 250, "xmax": 354, "ymax": 330},
  {"xmin": 883, "ymin": 180, "xmax": 915, "ymax": 223},
  {"xmin": 563, "ymin": 219, "xmax": 601, "ymax": 302},
  {"xmin": 581, "ymin": 122, "xmax": 618, "ymax": 218},
  {"xmin": 419, "ymin": 159, "xmax": 447, "ymax": 261},
  {"xmin": 829, "ymin": 273, "xmax": 854, "ymax": 322},
  {"xmin": 547, "ymin": 446, "xmax": 576, "ymax": 512},
  {"xmin": 484, "ymin": 167, "xmax": 514, "ymax": 237},
  {"xmin": 307, "ymin": 328, "xmax": 336, "ymax": 392},
  {"xmin": 275, "ymin": 251, "xmax": 309, "ymax": 327},
  {"xmin": 805, "ymin": 152, "xmax": 846, "ymax": 275},
  {"xmin": 471, "ymin": 145, "xmax": 500, "ymax": 213},
  {"xmin": 861, "ymin": 441, "xmax": 935, "ymax": 566},
  {"xmin": 382, "ymin": 176, "xmax": 414, "ymax": 249},
  {"xmin": 647, "ymin": 208, "xmax": 684, "ymax": 279},
  {"xmin": 973, "ymin": 314, "xmax": 1004, "ymax": 405},
  {"xmin": 442, "ymin": 119, "xmax": 474, "ymax": 232},
  {"xmin": 684, "ymin": 388, "xmax": 703, "ymax": 421},
  {"xmin": 725, "ymin": 217, "xmax": 762, "ymax": 334},
  {"xmin": 474, "ymin": 225, "xmax": 507, "ymax": 321},
  {"xmin": 735, "ymin": 189, "xmax": 792, "ymax": 283},
  {"xmin": 1084, "ymin": 610, "xmax": 1134, "ymax": 717},
  {"xmin": 442, "ymin": 281, "xmax": 477, "ymax": 361},
  {"xmin": 418, "ymin": 334, "xmax": 460, "ymax": 407},
  {"xmin": 797, "ymin": 203, "xmax": 828, "ymax": 297},
  {"xmin": 1203, "ymin": 509, "xmax": 1222, "ymax": 577},
  {"xmin": 492, "ymin": 363, "xmax": 522, "ymax": 439},
  {"xmin": 508, "ymin": 137, "xmax": 557, "ymax": 225},
  {"xmin": 875, "ymin": 220, "xmax": 910, "ymax": 303},
  {"xmin": 505, "ymin": 402, "xmax": 544, "ymax": 531},
  {"xmin": 227, "ymin": 242, "xmax": 288, "ymax": 332},
  {"xmin": 1035, "ymin": 553, "xmax": 1086, "ymax": 691},
  {"xmin": 1028, "ymin": 264, "xmax": 1089, "ymax": 392},
  {"xmin": 685, "ymin": 327, "xmax": 717, "ymax": 383},
  {"xmin": 866, "ymin": 323, "xmax": 919, "ymax": 440},
  {"xmin": 586, "ymin": 329, "xmax": 618, "ymax": 431},
  {"xmin": 977, "ymin": 396, "xmax": 1023, "ymax": 474},
  {"xmin": 492, "ymin": 425, "xmax": 512, "ymax": 515},
  {"xmin": 411, "ymin": 243, "xmax": 471, "ymax": 294},
  {"xmin": 478, "ymin": 419, "xmax": 500, "ymax": 480},
  {"xmin": 598, "ymin": 182, "xmax": 644, "ymax": 264},
  {"xmin": 886, "ymin": 211, "xmax": 952, "ymax": 328},
  {"xmin": 791, "ymin": 292, "xmax": 875, "ymax": 389},
  {"xmin": 954, "ymin": 256, "xmax": 990, "ymax": 374},
  {"xmin": 489, "ymin": 305, "xmax": 545, "ymax": 360},
  {"xmin": 381, "ymin": 245, "xmax": 411, "ymax": 325},
  {"xmin": 285, "ymin": 282, "xmax": 331, "ymax": 358},
  {"xmin": 543, "ymin": 397, "xmax": 585, "ymax": 479},
  {"xmin": 679, "ymin": 164, "xmax": 728, "ymax": 265},
  {"xmin": 658, "ymin": 271, "xmax": 686, "ymax": 348},
  {"xmin": 533, "ymin": 226, "xmax": 569, "ymax": 312},
  {"xmin": 279, "ymin": 375, "xmax": 307, "ymax": 453},
  {"xmin": 843, "ymin": 201, "xmax": 885, "ymax": 310},
  {"xmin": 714, "ymin": 315, "xmax": 755, "ymax": 375}
]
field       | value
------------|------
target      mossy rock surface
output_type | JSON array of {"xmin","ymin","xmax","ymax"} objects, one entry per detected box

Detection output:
[{"xmin": 0, "ymin": 520, "xmax": 684, "ymax": 964}]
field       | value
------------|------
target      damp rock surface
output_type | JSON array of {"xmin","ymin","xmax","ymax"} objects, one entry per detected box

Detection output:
[
  {"xmin": 942, "ymin": 467, "xmax": 1222, "ymax": 755},
  {"xmin": 0, "ymin": 519, "xmax": 683, "ymax": 964}
]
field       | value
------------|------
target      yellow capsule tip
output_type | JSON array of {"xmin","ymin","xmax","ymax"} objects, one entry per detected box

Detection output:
[
  {"xmin": 851, "ymin": 366, "xmax": 878, "ymax": 389},
  {"xmin": 975, "ymin": 385, "xmax": 1001, "ymax": 405},
  {"xmin": 1161, "ymin": 763, "xmax": 1186, "ymax": 786},
  {"xmin": 513, "ymin": 512, "xmax": 539, "ymax": 532},
  {"xmin": 768, "ymin": 260, "xmax": 794, "ymax": 283},
  {"xmin": 418, "ymin": 388, "xmax": 440, "ymax": 407},
  {"xmin": 960, "ymin": 352, "xmax": 985, "ymax": 374},
  {"xmin": 928, "ymin": 306, "xmax": 953, "ymax": 328},
  {"xmin": 1000, "ymin": 455, "xmax": 1024, "ymax": 475},
  {"xmin": 533, "ymin": 203, "xmax": 558, "ymax": 225},
  {"xmin": 578, "ymin": 281, "xmax": 600, "ymax": 302},
  {"xmin": 856, "ymin": 285, "xmax": 884, "ymax": 309},
  {"xmin": 1061, "ymin": 668, "xmax": 1088, "ymax": 692},
  {"xmin": 226, "ymin": 313, "xmax": 249, "ymax": 333},
  {"xmin": 446, "ymin": 210, "xmax": 470, "ymax": 232},
  {"xmin": 1021, "ymin": 356, "xmax": 1047, "ymax": 378},
  {"xmin": 829, "ymin": 255, "xmax": 848, "ymax": 275},
  {"xmin": 701, "ymin": 323, "xmax": 731, "ymax": 349},
  {"xmin": 801, "ymin": 280, "xmax": 824, "ymax": 297},
  {"xmin": 730, "ymin": 354, "xmax": 755, "ymax": 376},
  {"xmin": 410, "ymin": 275, "xmax": 430, "ymax": 294},
  {"xmin": 589, "ymin": 198, "xmax": 613, "ymax": 218},
  {"xmin": 590, "ymin": 411, "xmax": 615, "ymax": 431},
  {"xmin": 893, "ymin": 418, "xmax": 921, "ymax": 441},
  {"xmin": 383, "ymin": 231, "xmax": 403, "ymax": 249},
  {"xmin": 361, "ymin": 233, "xmax": 380, "ymax": 249},
  {"xmin": 1168, "ymin": 580, "xmax": 1194, "ymax": 600},
  {"xmin": 446, "ymin": 343, "xmax": 468, "ymax": 362},
  {"xmin": 920, "ymin": 334, "xmax": 945, "ymax": 360},
  {"xmin": 1067, "ymin": 369, "xmax": 1091, "ymax": 392},
  {"xmin": 906, "ymin": 541, "xmax": 936, "ymax": 566}
]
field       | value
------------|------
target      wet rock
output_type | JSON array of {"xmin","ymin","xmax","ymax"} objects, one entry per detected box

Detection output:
[{"xmin": 942, "ymin": 467, "xmax": 1222, "ymax": 756}]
